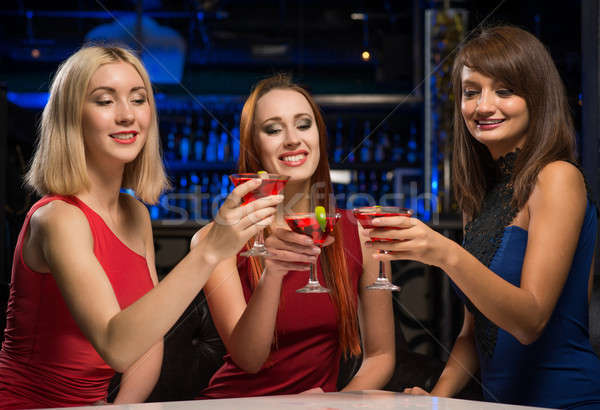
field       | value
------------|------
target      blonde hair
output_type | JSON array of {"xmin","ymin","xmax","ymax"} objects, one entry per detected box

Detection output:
[{"xmin": 25, "ymin": 45, "xmax": 169, "ymax": 204}]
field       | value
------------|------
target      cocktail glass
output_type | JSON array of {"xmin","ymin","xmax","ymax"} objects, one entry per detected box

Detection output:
[
  {"xmin": 353, "ymin": 206, "xmax": 413, "ymax": 291},
  {"xmin": 284, "ymin": 211, "xmax": 341, "ymax": 293},
  {"xmin": 229, "ymin": 173, "xmax": 289, "ymax": 257}
]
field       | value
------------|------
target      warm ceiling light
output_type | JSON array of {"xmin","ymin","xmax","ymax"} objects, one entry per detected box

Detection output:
[
  {"xmin": 361, "ymin": 50, "xmax": 371, "ymax": 61},
  {"xmin": 351, "ymin": 13, "xmax": 367, "ymax": 21},
  {"xmin": 31, "ymin": 49, "xmax": 40, "ymax": 59}
]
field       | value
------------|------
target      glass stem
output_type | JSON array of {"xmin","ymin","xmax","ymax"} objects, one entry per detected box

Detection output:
[
  {"xmin": 378, "ymin": 250, "xmax": 388, "ymax": 280},
  {"xmin": 254, "ymin": 229, "xmax": 265, "ymax": 247},
  {"xmin": 309, "ymin": 262, "xmax": 318, "ymax": 283}
]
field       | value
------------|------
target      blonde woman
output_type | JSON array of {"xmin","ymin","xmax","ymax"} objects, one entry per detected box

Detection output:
[{"xmin": 0, "ymin": 45, "xmax": 281, "ymax": 408}]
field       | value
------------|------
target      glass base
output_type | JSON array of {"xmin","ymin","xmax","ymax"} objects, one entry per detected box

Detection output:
[
  {"xmin": 296, "ymin": 281, "xmax": 330, "ymax": 293},
  {"xmin": 366, "ymin": 278, "xmax": 401, "ymax": 291},
  {"xmin": 240, "ymin": 244, "xmax": 270, "ymax": 257}
]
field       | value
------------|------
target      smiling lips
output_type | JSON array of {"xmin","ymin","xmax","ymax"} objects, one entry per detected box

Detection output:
[
  {"xmin": 475, "ymin": 119, "xmax": 505, "ymax": 131},
  {"xmin": 109, "ymin": 131, "xmax": 138, "ymax": 144},
  {"xmin": 279, "ymin": 150, "xmax": 308, "ymax": 167}
]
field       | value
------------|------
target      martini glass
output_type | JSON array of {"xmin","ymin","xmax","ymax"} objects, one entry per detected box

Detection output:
[
  {"xmin": 284, "ymin": 211, "xmax": 341, "ymax": 293},
  {"xmin": 353, "ymin": 206, "xmax": 413, "ymax": 291},
  {"xmin": 230, "ymin": 173, "xmax": 289, "ymax": 257}
]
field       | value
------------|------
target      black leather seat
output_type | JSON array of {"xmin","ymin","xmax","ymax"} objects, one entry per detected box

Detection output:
[{"xmin": 109, "ymin": 289, "xmax": 446, "ymax": 402}]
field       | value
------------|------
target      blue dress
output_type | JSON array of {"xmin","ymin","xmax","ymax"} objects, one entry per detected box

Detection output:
[{"xmin": 455, "ymin": 201, "xmax": 600, "ymax": 409}]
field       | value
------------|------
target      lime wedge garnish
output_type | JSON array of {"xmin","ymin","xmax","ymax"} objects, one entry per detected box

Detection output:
[{"xmin": 315, "ymin": 205, "xmax": 327, "ymax": 232}]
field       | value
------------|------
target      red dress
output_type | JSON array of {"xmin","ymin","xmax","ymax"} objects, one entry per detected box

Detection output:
[
  {"xmin": 199, "ymin": 210, "xmax": 363, "ymax": 399},
  {"xmin": 0, "ymin": 195, "xmax": 154, "ymax": 408}
]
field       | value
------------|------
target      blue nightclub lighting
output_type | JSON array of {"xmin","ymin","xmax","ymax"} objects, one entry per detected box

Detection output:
[{"xmin": 6, "ymin": 92, "xmax": 49, "ymax": 109}]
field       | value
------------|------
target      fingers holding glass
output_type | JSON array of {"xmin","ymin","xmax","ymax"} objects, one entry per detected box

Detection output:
[
  {"xmin": 354, "ymin": 206, "xmax": 413, "ymax": 291},
  {"xmin": 229, "ymin": 173, "xmax": 289, "ymax": 257}
]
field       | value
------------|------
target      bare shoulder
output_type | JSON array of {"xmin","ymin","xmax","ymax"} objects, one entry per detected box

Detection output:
[
  {"xmin": 537, "ymin": 161, "xmax": 585, "ymax": 191},
  {"xmin": 31, "ymin": 199, "xmax": 90, "ymax": 237},
  {"xmin": 530, "ymin": 161, "xmax": 586, "ymax": 212}
]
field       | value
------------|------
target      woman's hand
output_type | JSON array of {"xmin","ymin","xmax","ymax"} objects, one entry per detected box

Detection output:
[
  {"xmin": 263, "ymin": 228, "xmax": 333, "ymax": 277},
  {"xmin": 365, "ymin": 215, "xmax": 457, "ymax": 268},
  {"xmin": 403, "ymin": 386, "xmax": 430, "ymax": 396},
  {"xmin": 298, "ymin": 387, "xmax": 324, "ymax": 394},
  {"xmin": 197, "ymin": 179, "xmax": 284, "ymax": 264}
]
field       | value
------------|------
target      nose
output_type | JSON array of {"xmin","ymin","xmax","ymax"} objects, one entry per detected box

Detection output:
[
  {"xmin": 283, "ymin": 126, "xmax": 301, "ymax": 148},
  {"xmin": 115, "ymin": 99, "xmax": 135, "ymax": 125},
  {"xmin": 475, "ymin": 90, "xmax": 495, "ymax": 116}
]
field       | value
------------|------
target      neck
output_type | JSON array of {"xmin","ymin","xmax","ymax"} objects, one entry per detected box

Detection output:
[
  {"xmin": 486, "ymin": 137, "xmax": 525, "ymax": 161},
  {"xmin": 76, "ymin": 161, "xmax": 125, "ymax": 217}
]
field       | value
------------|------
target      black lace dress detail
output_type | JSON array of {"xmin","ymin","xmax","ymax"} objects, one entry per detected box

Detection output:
[{"xmin": 462, "ymin": 150, "xmax": 519, "ymax": 360}]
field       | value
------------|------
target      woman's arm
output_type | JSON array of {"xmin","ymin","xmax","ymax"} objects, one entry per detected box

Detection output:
[
  {"xmin": 370, "ymin": 161, "xmax": 588, "ymax": 345},
  {"xmin": 405, "ymin": 307, "xmax": 479, "ymax": 397},
  {"xmin": 195, "ymin": 226, "xmax": 320, "ymax": 373},
  {"xmin": 112, "ymin": 341, "xmax": 162, "ymax": 403},
  {"xmin": 113, "ymin": 212, "xmax": 163, "ymax": 403},
  {"xmin": 341, "ymin": 224, "xmax": 395, "ymax": 391},
  {"xmin": 31, "ymin": 180, "xmax": 282, "ymax": 372}
]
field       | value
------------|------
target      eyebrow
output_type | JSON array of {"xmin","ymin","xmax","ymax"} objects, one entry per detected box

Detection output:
[
  {"xmin": 461, "ymin": 80, "xmax": 480, "ymax": 87},
  {"xmin": 89, "ymin": 86, "xmax": 146, "ymax": 94},
  {"xmin": 261, "ymin": 113, "xmax": 313, "ymax": 124}
]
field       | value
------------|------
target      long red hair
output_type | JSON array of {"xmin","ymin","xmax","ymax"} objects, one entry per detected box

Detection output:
[{"xmin": 238, "ymin": 73, "xmax": 360, "ymax": 357}]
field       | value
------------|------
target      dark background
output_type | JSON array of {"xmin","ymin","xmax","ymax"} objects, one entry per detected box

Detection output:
[{"xmin": 0, "ymin": 0, "xmax": 597, "ymax": 381}]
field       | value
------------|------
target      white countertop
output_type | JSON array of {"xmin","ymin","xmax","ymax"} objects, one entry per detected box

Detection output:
[{"xmin": 57, "ymin": 390, "xmax": 550, "ymax": 410}]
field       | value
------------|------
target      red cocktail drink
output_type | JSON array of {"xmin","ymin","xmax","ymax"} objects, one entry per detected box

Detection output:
[
  {"xmin": 353, "ymin": 206, "xmax": 413, "ymax": 291},
  {"xmin": 229, "ymin": 173, "xmax": 289, "ymax": 257},
  {"xmin": 285, "ymin": 215, "xmax": 338, "ymax": 246},
  {"xmin": 284, "ymin": 210, "xmax": 341, "ymax": 293},
  {"xmin": 353, "ymin": 206, "xmax": 412, "ymax": 242},
  {"xmin": 230, "ymin": 175, "xmax": 289, "ymax": 205}
]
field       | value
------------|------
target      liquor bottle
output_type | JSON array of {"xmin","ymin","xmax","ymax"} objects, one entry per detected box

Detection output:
[
  {"xmin": 333, "ymin": 118, "xmax": 344, "ymax": 163},
  {"xmin": 179, "ymin": 116, "xmax": 192, "ymax": 162},
  {"xmin": 374, "ymin": 129, "xmax": 390, "ymax": 162},
  {"xmin": 165, "ymin": 123, "xmax": 177, "ymax": 161},
  {"xmin": 359, "ymin": 121, "xmax": 372, "ymax": 163},
  {"xmin": 220, "ymin": 173, "xmax": 229, "ymax": 200},
  {"xmin": 206, "ymin": 119, "xmax": 218, "ymax": 162},
  {"xmin": 231, "ymin": 113, "xmax": 241, "ymax": 163},
  {"xmin": 391, "ymin": 132, "xmax": 404, "ymax": 163},
  {"xmin": 380, "ymin": 170, "xmax": 392, "ymax": 201},
  {"xmin": 178, "ymin": 174, "xmax": 189, "ymax": 219},
  {"xmin": 193, "ymin": 118, "xmax": 205, "ymax": 162},
  {"xmin": 347, "ymin": 119, "xmax": 356, "ymax": 164},
  {"xmin": 357, "ymin": 170, "xmax": 367, "ymax": 204},
  {"xmin": 201, "ymin": 173, "xmax": 210, "ymax": 220},
  {"xmin": 218, "ymin": 128, "xmax": 229, "ymax": 162},
  {"xmin": 369, "ymin": 170, "xmax": 379, "ymax": 200},
  {"xmin": 407, "ymin": 121, "xmax": 418, "ymax": 165},
  {"xmin": 189, "ymin": 172, "xmax": 200, "ymax": 220}
]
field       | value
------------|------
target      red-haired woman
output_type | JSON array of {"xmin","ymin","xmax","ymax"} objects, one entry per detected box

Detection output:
[
  {"xmin": 194, "ymin": 74, "xmax": 395, "ymax": 398},
  {"xmin": 371, "ymin": 26, "xmax": 600, "ymax": 408}
]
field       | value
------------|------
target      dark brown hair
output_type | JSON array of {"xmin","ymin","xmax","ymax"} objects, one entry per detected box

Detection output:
[
  {"xmin": 237, "ymin": 73, "xmax": 360, "ymax": 356},
  {"xmin": 451, "ymin": 26, "xmax": 576, "ymax": 217}
]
